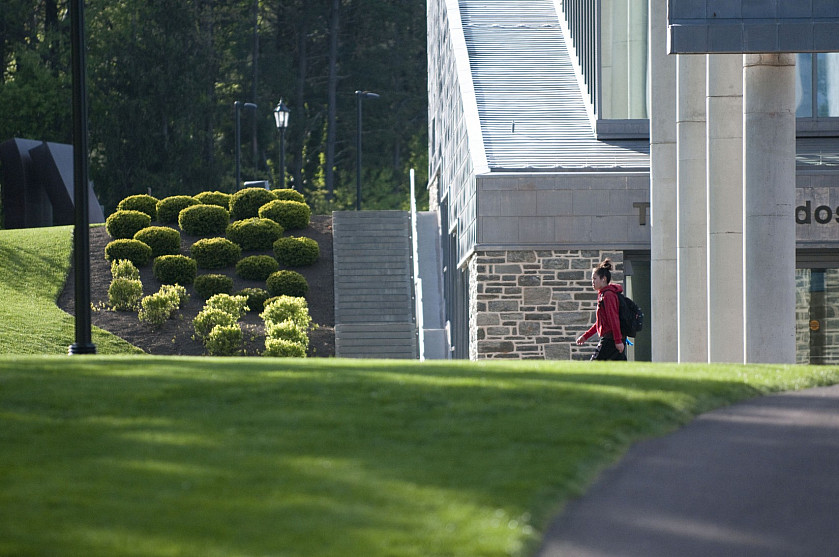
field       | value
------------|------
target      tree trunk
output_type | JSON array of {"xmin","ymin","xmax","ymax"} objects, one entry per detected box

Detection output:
[{"xmin": 324, "ymin": 0, "xmax": 340, "ymax": 199}]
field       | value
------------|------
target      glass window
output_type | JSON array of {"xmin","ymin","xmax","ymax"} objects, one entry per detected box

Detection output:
[
  {"xmin": 795, "ymin": 53, "xmax": 839, "ymax": 118},
  {"xmin": 796, "ymin": 268, "xmax": 839, "ymax": 365},
  {"xmin": 600, "ymin": 0, "xmax": 648, "ymax": 119}
]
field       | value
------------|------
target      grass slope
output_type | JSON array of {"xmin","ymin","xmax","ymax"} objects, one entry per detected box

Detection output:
[
  {"xmin": 2, "ymin": 356, "xmax": 838, "ymax": 556},
  {"xmin": 0, "ymin": 226, "xmax": 140, "ymax": 354}
]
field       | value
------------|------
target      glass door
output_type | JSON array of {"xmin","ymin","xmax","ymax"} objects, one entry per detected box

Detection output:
[{"xmin": 796, "ymin": 268, "xmax": 839, "ymax": 364}]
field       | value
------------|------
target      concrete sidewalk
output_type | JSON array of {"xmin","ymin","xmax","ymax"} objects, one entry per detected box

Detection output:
[{"xmin": 536, "ymin": 384, "xmax": 839, "ymax": 557}]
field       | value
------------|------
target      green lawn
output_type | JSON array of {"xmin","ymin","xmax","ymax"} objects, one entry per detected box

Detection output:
[
  {"xmin": 0, "ymin": 225, "xmax": 140, "ymax": 355},
  {"xmin": 2, "ymin": 356, "xmax": 837, "ymax": 556}
]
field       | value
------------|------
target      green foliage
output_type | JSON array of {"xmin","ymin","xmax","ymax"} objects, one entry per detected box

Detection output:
[
  {"xmin": 273, "ymin": 236, "xmax": 319, "ymax": 267},
  {"xmin": 272, "ymin": 188, "xmax": 306, "ymax": 203},
  {"xmin": 104, "ymin": 239, "xmax": 152, "ymax": 267},
  {"xmin": 110, "ymin": 259, "xmax": 140, "ymax": 280},
  {"xmin": 226, "ymin": 217, "xmax": 284, "ymax": 251},
  {"xmin": 158, "ymin": 284, "xmax": 189, "ymax": 307},
  {"xmin": 105, "ymin": 210, "xmax": 152, "ymax": 239},
  {"xmin": 262, "ymin": 337, "xmax": 307, "ymax": 358},
  {"xmin": 266, "ymin": 270, "xmax": 309, "ymax": 298},
  {"xmin": 133, "ymin": 226, "xmax": 181, "ymax": 258},
  {"xmin": 152, "ymin": 254, "xmax": 197, "ymax": 285},
  {"xmin": 193, "ymin": 307, "xmax": 237, "ymax": 340},
  {"xmin": 156, "ymin": 196, "xmax": 200, "ymax": 224},
  {"xmin": 237, "ymin": 287, "xmax": 270, "ymax": 312},
  {"xmin": 204, "ymin": 324, "xmax": 243, "ymax": 356},
  {"xmin": 195, "ymin": 191, "xmax": 232, "ymax": 208},
  {"xmin": 117, "ymin": 194, "xmax": 159, "ymax": 220},
  {"xmin": 260, "ymin": 295, "xmax": 311, "ymax": 329},
  {"xmin": 265, "ymin": 320, "xmax": 309, "ymax": 348},
  {"xmin": 179, "ymin": 204, "xmax": 231, "ymax": 237},
  {"xmin": 190, "ymin": 237, "xmax": 241, "ymax": 269},
  {"xmin": 259, "ymin": 200, "xmax": 311, "ymax": 230},
  {"xmin": 236, "ymin": 255, "xmax": 279, "ymax": 281},
  {"xmin": 138, "ymin": 287, "xmax": 180, "ymax": 328},
  {"xmin": 194, "ymin": 274, "xmax": 234, "ymax": 299},
  {"xmin": 108, "ymin": 277, "xmax": 143, "ymax": 311},
  {"xmin": 205, "ymin": 294, "xmax": 248, "ymax": 320},
  {"xmin": 229, "ymin": 188, "xmax": 276, "ymax": 220}
]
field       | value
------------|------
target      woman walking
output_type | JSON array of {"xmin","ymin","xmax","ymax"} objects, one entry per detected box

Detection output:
[{"xmin": 576, "ymin": 258, "xmax": 626, "ymax": 361}]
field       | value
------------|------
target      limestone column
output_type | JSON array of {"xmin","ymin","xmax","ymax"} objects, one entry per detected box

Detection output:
[
  {"xmin": 676, "ymin": 54, "xmax": 708, "ymax": 362},
  {"xmin": 743, "ymin": 54, "xmax": 797, "ymax": 363},
  {"xmin": 707, "ymin": 55, "xmax": 744, "ymax": 363},
  {"xmin": 648, "ymin": 0, "xmax": 678, "ymax": 361}
]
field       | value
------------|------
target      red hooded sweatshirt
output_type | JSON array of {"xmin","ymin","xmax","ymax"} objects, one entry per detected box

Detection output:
[{"xmin": 581, "ymin": 283, "xmax": 624, "ymax": 344}]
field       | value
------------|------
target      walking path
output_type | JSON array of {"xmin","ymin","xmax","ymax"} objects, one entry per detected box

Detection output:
[{"xmin": 536, "ymin": 384, "xmax": 839, "ymax": 556}]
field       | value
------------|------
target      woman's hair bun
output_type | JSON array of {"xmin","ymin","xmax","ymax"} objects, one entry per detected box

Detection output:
[{"xmin": 598, "ymin": 258, "xmax": 613, "ymax": 271}]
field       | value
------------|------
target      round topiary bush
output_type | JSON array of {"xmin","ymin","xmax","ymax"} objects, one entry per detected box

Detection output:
[
  {"xmin": 229, "ymin": 187, "xmax": 276, "ymax": 220},
  {"xmin": 263, "ymin": 337, "xmax": 306, "ymax": 358},
  {"xmin": 194, "ymin": 191, "xmax": 231, "ymax": 208},
  {"xmin": 111, "ymin": 258, "xmax": 140, "ymax": 280},
  {"xmin": 260, "ymin": 295, "xmax": 311, "ymax": 329},
  {"xmin": 153, "ymin": 254, "xmax": 197, "ymax": 285},
  {"xmin": 134, "ymin": 226, "xmax": 181, "ymax": 257},
  {"xmin": 236, "ymin": 254, "xmax": 279, "ymax": 281},
  {"xmin": 105, "ymin": 239, "xmax": 152, "ymax": 267},
  {"xmin": 105, "ymin": 210, "xmax": 152, "ymax": 239},
  {"xmin": 205, "ymin": 324, "xmax": 243, "ymax": 356},
  {"xmin": 237, "ymin": 287, "xmax": 270, "ymax": 312},
  {"xmin": 258, "ymin": 199, "xmax": 311, "ymax": 230},
  {"xmin": 117, "ymin": 194, "xmax": 158, "ymax": 220},
  {"xmin": 193, "ymin": 273, "xmax": 234, "ymax": 299},
  {"xmin": 193, "ymin": 307, "xmax": 237, "ymax": 340},
  {"xmin": 190, "ymin": 237, "xmax": 241, "ymax": 269},
  {"xmin": 273, "ymin": 236, "xmax": 319, "ymax": 267},
  {"xmin": 266, "ymin": 270, "xmax": 309, "ymax": 298},
  {"xmin": 156, "ymin": 195, "xmax": 199, "ymax": 224},
  {"xmin": 178, "ymin": 204, "xmax": 230, "ymax": 237},
  {"xmin": 272, "ymin": 188, "xmax": 305, "ymax": 203},
  {"xmin": 226, "ymin": 217, "xmax": 283, "ymax": 251},
  {"xmin": 108, "ymin": 277, "xmax": 143, "ymax": 311}
]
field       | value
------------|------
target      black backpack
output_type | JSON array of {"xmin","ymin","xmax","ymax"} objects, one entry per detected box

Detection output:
[{"xmin": 617, "ymin": 292, "xmax": 644, "ymax": 338}]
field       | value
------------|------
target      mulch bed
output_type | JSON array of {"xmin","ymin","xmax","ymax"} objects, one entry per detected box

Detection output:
[{"xmin": 57, "ymin": 215, "xmax": 335, "ymax": 357}]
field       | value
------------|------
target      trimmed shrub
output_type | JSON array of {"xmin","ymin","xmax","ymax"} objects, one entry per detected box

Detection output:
[
  {"xmin": 156, "ymin": 195, "xmax": 199, "ymax": 224},
  {"xmin": 236, "ymin": 254, "xmax": 279, "ymax": 281},
  {"xmin": 258, "ymin": 199, "xmax": 310, "ymax": 230},
  {"xmin": 111, "ymin": 259, "xmax": 140, "ymax": 280},
  {"xmin": 105, "ymin": 239, "xmax": 152, "ymax": 267},
  {"xmin": 138, "ymin": 289, "xmax": 179, "ymax": 328},
  {"xmin": 263, "ymin": 337, "xmax": 306, "ymax": 358},
  {"xmin": 266, "ymin": 270, "xmax": 308, "ymax": 298},
  {"xmin": 273, "ymin": 236, "xmax": 319, "ymax": 267},
  {"xmin": 193, "ymin": 307, "xmax": 236, "ymax": 339},
  {"xmin": 195, "ymin": 191, "xmax": 231, "ymax": 208},
  {"xmin": 226, "ymin": 217, "xmax": 283, "ymax": 251},
  {"xmin": 159, "ymin": 284, "xmax": 188, "ymax": 307},
  {"xmin": 190, "ymin": 237, "xmax": 241, "ymax": 269},
  {"xmin": 105, "ymin": 210, "xmax": 151, "ymax": 239},
  {"xmin": 134, "ymin": 226, "xmax": 181, "ymax": 257},
  {"xmin": 272, "ymin": 188, "xmax": 305, "ymax": 203},
  {"xmin": 194, "ymin": 273, "xmax": 234, "ymax": 299},
  {"xmin": 178, "ymin": 204, "xmax": 230, "ymax": 237},
  {"xmin": 237, "ymin": 287, "xmax": 270, "ymax": 312},
  {"xmin": 153, "ymin": 254, "xmax": 197, "ymax": 285},
  {"xmin": 229, "ymin": 187, "xmax": 276, "ymax": 220},
  {"xmin": 117, "ymin": 194, "xmax": 158, "ymax": 220},
  {"xmin": 108, "ymin": 277, "xmax": 143, "ymax": 311},
  {"xmin": 260, "ymin": 295, "xmax": 311, "ymax": 329},
  {"xmin": 205, "ymin": 324, "xmax": 243, "ymax": 356},
  {"xmin": 266, "ymin": 320, "xmax": 309, "ymax": 347},
  {"xmin": 205, "ymin": 293, "xmax": 248, "ymax": 320}
]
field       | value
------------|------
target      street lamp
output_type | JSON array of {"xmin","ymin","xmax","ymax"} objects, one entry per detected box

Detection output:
[
  {"xmin": 69, "ymin": 0, "xmax": 95, "ymax": 354},
  {"xmin": 355, "ymin": 90, "xmax": 380, "ymax": 211},
  {"xmin": 234, "ymin": 101, "xmax": 257, "ymax": 189},
  {"xmin": 273, "ymin": 99, "xmax": 290, "ymax": 189}
]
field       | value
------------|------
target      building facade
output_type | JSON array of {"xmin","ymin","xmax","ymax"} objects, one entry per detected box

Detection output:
[{"xmin": 428, "ymin": 0, "xmax": 839, "ymax": 363}]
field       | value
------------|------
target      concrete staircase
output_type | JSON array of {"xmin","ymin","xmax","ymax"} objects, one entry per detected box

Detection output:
[{"xmin": 333, "ymin": 211, "xmax": 418, "ymax": 358}]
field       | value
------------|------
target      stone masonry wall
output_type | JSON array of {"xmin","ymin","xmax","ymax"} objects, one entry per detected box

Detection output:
[{"xmin": 470, "ymin": 249, "xmax": 624, "ymax": 360}]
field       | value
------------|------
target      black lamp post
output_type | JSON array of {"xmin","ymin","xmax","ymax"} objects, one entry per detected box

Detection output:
[
  {"xmin": 273, "ymin": 99, "xmax": 290, "ymax": 189},
  {"xmin": 355, "ymin": 90, "xmax": 380, "ymax": 211},
  {"xmin": 234, "ymin": 101, "xmax": 257, "ymax": 189},
  {"xmin": 69, "ymin": 0, "xmax": 95, "ymax": 355}
]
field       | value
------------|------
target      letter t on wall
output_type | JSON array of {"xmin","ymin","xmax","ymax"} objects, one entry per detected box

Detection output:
[{"xmin": 633, "ymin": 202, "xmax": 651, "ymax": 225}]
